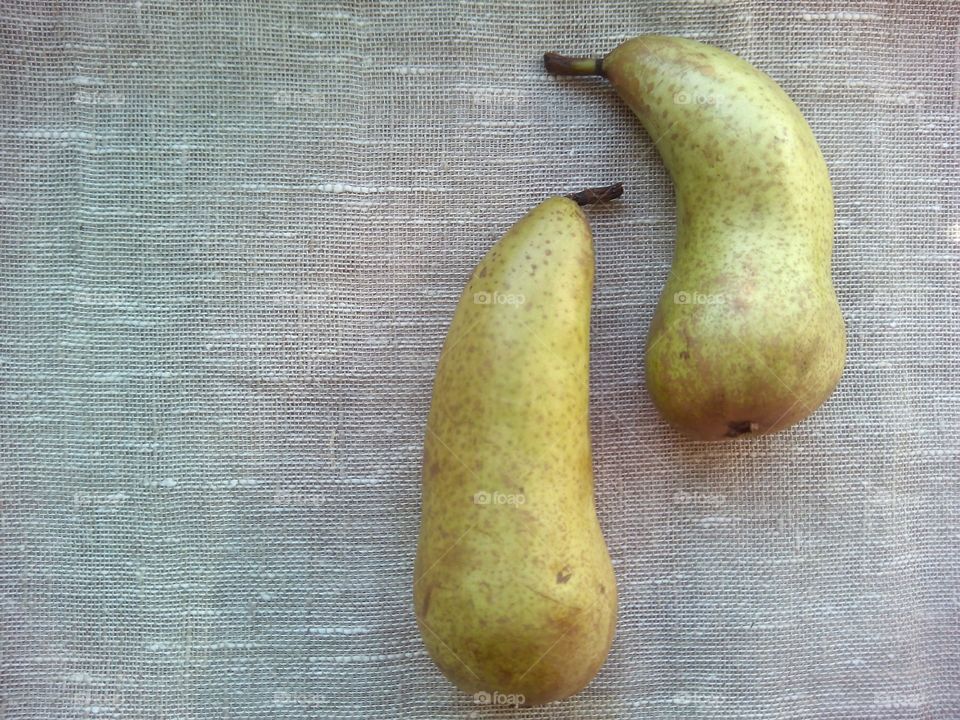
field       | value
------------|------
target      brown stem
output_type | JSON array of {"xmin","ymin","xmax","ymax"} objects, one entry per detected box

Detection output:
[
  {"xmin": 565, "ymin": 183, "xmax": 624, "ymax": 206},
  {"xmin": 543, "ymin": 52, "xmax": 605, "ymax": 77}
]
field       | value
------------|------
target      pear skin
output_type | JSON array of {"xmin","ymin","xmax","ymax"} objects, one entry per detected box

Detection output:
[
  {"xmin": 546, "ymin": 38, "xmax": 846, "ymax": 440},
  {"xmin": 414, "ymin": 188, "xmax": 620, "ymax": 706}
]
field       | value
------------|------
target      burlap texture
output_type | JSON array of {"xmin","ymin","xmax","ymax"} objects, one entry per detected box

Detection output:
[{"xmin": 2, "ymin": 1, "xmax": 958, "ymax": 718}]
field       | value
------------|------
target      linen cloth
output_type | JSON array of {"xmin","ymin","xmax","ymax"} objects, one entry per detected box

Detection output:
[{"xmin": 2, "ymin": 1, "xmax": 958, "ymax": 718}]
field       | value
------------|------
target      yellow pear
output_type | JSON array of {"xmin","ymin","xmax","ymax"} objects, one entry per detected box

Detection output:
[
  {"xmin": 414, "ymin": 186, "xmax": 621, "ymax": 706},
  {"xmin": 546, "ymin": 37, "xmax": 846, "ymax": 439}
]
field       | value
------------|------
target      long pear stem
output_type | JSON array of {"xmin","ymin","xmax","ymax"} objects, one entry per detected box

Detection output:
[
  {"xmin": 566, "ymin": 183, "xmax": 623, "ymax": 206},
  {"xmin": 543, "ymin": 52, "xmax": 605, "ymax": 77}
]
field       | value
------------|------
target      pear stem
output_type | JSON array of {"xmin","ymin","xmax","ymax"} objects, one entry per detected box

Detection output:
[
  {"xmin": 566, "ymin": 183, "xmax": 623, "ymax": 206},
  {"xmin": 544, "ymin": 52, "xmax": 605, "ymax": 77}
]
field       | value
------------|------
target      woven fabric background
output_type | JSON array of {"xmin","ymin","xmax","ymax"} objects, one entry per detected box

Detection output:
[{"xmin": 2, "ymin": 1, "xmax": 958, "ymax": 718}]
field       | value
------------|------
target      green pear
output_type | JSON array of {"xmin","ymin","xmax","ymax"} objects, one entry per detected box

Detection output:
[
  {"xmin": 546, "ymin": 37, "xmax": 846, "ymax": 440},
  {"xmin": 414, "ymin": 186, "xmax": 621, "ymax": 706}
]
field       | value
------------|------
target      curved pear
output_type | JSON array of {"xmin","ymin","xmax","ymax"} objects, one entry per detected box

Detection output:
[
  {"xmin": 546, "ymin": 37, "xmax": 846, "ymax": 440},
  {"xmin": 414, "ymin": 186, "xmax": 621, "ymax": 706}
]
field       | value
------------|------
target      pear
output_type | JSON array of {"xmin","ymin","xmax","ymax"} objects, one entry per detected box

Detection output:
[
  {"xmin": 414, "ymin": 185, "xmax": 621, "ymax": 706},
  {"xmin": 546, "ymin": 37, "xmax": 846, "ymax": 440}
]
